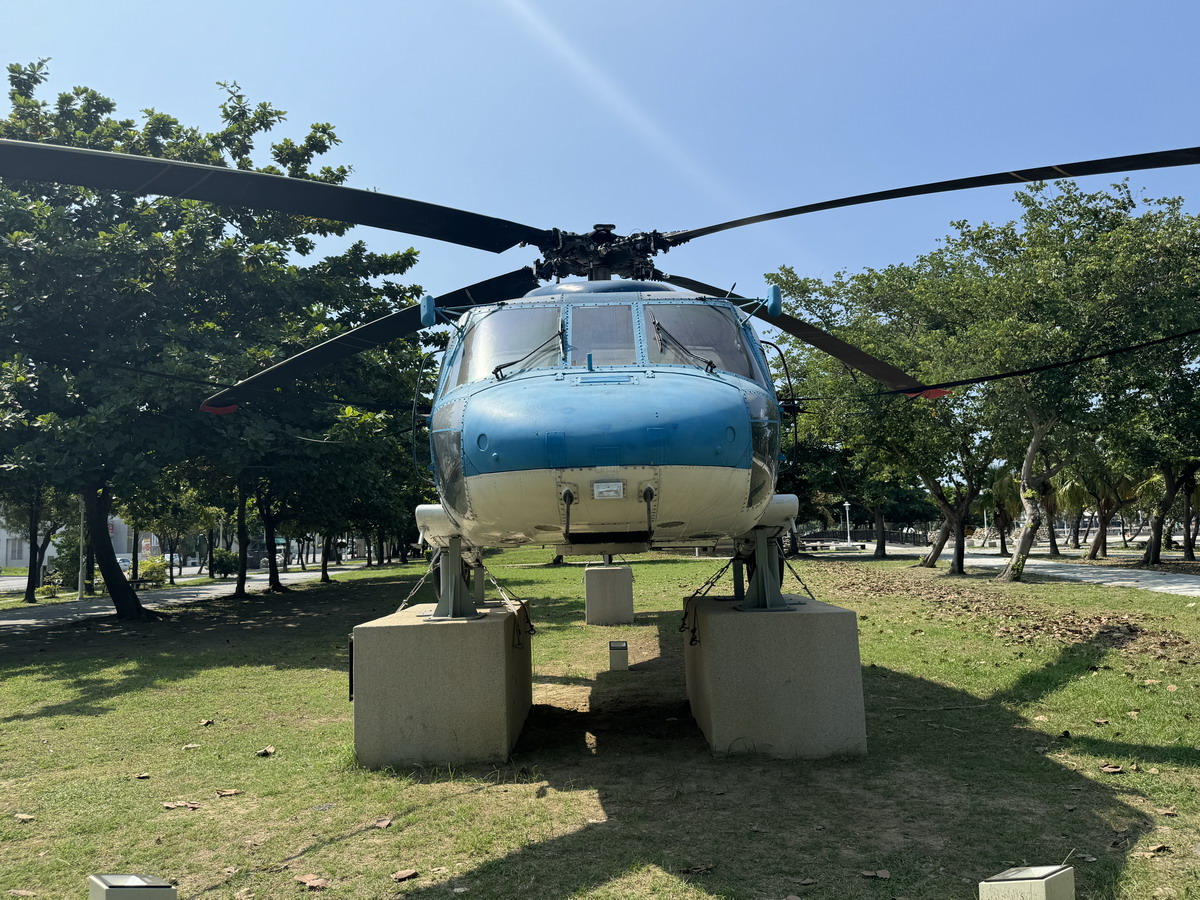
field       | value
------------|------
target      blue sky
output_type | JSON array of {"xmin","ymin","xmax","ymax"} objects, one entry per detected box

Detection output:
[{"xmin": 7, "ymin": 0, "xmax": 1200, "ymax": 301}]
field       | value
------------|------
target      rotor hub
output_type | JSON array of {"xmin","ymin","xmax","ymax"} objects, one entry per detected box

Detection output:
[{"xmin": 530, "ymin": 227, "xmax": 672, "ymax": 281}]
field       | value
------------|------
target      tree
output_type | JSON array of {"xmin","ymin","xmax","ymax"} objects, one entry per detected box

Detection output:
[{"xmin": 0, "ymin": 62, "xmax": 420, "ymax": 618}]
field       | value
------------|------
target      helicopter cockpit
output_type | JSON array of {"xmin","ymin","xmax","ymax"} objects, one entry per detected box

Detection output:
[{"xmin": 437, "ymin": 287, "xmax": 771, "ymax": 396}]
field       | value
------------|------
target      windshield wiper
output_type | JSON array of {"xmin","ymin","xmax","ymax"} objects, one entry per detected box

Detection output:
[
  {"xmin": 650, "ymin": 316, "xmax": 716, "ymax": 373},
  {"xmin": 492, "ymin": 325, "xmax": 566, "ymax": 379}
]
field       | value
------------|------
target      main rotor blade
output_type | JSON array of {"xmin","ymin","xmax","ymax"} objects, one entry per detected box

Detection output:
[
  {"xmin": 663, "ymin": 145, "xmax": 1200, "ymax": 247},
  {"xmin": 0, "ymin": 139, "xmax": 552, "ymax": 253},
  {"xmin": 201, "ymin": 267, "xmax": 540, "ymax": 412},
  {"xmin": 656, "ymin": 270, "xmax": 940, "ymax": 395}
]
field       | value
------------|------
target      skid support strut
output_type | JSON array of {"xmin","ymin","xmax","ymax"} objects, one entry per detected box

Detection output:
[
  {"xmin": 736, "ymin": 528, "xmax": 790, "ymax": 611},
  {"xmin": 425, "ymin": 535, "xmax": 485, "ymax": 620}
]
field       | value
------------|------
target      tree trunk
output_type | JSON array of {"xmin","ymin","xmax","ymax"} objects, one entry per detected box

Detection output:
[
  {"xmin": 998, "ymin": 524, "xmax": 1009, "ymax": 557},
  {"xmin": 1086, "ymin": 508, "xmax": 1117, "ymax": 560},
  {"xmin": 260, "ymin": 507, "xmax": 287, "ymax": 592},
  {"xmin": 1141, "ymin": 463, "xmax": 1197, "ymax": 566},
  {"xmin": 132, "ymin": 530, "xmax": 140, "ymax": 580},
  {"xmin": 920, "ymin": 520, "xmax": 950, "ymax": 568},
  {"xmin": 997, "ymin": 417, "xmax": 1058, "ymax": 582},
  {"xmin": 872, "ymin": 506, "xmax": 887, "ymax": 559},
  {"xmin": 1041, "ymin": 490, "xmax": 1061, "ymax": 558},
  {"xmin": 23, "ymin": 500, "xmax": 40, "ymax": 603},
  {"xmin": 83, "ymin": 484, "xmax": 159, "ymax": 620},
  {"xmin": 233, "ymin": 478, "xmax": 251, "ymax": 598},
  {"xmin": 320, "ymin": 534, "xmax": 333, "ymax": 583},
  {"xmin": 1182, "ymin": 477, "xmax": 1196, "ymax": 562}
]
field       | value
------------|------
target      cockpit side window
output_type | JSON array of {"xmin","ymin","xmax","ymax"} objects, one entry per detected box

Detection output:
[
  {"xmin": 569, "ymin": 304, "xmax": 637, "ymax": 366},
  {"xmin": 643, "ymin": 303, "xmax": 756, "ymax": 380},
  {"xmin": 455, "ymin": 306, "xmax": 563, "ymax": 386}
]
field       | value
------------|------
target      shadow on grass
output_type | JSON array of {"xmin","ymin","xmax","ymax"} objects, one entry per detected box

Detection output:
[
  {"xmin": 0, "ymin": 567, "xmax": 435, "ymax": 725},
  {"xmin": 2, "ymin": 558, "xmax": 1186, "ymax": 898},
  {"xmin": 344, "ymin": 613, "xmax": 1171, "ymax": 899}
]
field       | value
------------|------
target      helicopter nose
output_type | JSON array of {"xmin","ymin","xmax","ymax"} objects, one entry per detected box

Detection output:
[{"xmin": 460, "ymin": 374, "xmax": 753, "ymax": 475}]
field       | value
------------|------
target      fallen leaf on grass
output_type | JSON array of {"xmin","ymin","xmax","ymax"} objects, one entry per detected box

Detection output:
[
  {"xmin": 431, "ymin": 867, "xmax": 448, "ymax": 874},
  {"xmin": 182, "ymin": 743, "xmax": 201, "ymax": 750},
  {"xmin": 1129, "ymin": 763, "xmax": 1141, "ymax": 772},
  {"xmin": 134, "ymin": 772, "xmax": 150, "ymax": 779},
  {"xmin": 1033, "ymin": 715, "xmax": 1048, "ymax": 722},
  {"xmin": 162, "ymin": 801, "xmax": 202, "ymax": 810},
  {"xmin": 1155, "ymin": 806, "xmax": 1178, "ymax": 816},
  {"xmin": 391, "ymin": 869, "xmax": 418, "ymax": 882},
  {"xmin": 860, "ymin": 869, "xmax": 890, "ymax": 879},
  {"xmin": 215, "ymin": 789, "xmax": 242, "ymax": 797},
  {"xmin": 1075, "ymin": 852, "xmax": 1097, "ymax": 862},
  {"xmin": 374, "ymin": 817, "xmax": 393, "ymax": 829},
  {"xmin": 1144, "ymin": 679, "xmax": 1161, "ymax": 685},
  {"xmin": 1167, "ymin": 685, "xmax": 1178, "ymax": 692},
  {"xmin": 1149, "ymin": 767, "xmax": 1161, "ymax": 775},
  {"xmin": 677, "ymin": 864, "xmax": 714, "ymax": 875},
  {"xmin": 1099, "ymin": 764, "xmax": 1124, "ymax": 774},
  {"xmin": 295, "ymin": 874, "xmax": 330, "ymax": 890},
  {"xmin": 9, "ymin": 891, "xmax": 37, "ymax": 897},
  {"xmin": 13, "ymin": 814, "xmax": 34, "ymax": 823},
  {"xmin": 1133, "ymin": 844, "xmax": 1172, "ymax": 859},
  {"xmin": 200, "ymin": 719, "xmax": 214, "ymax": 726},
  {"xmin": 1093, "ymin": 719, "xmax": 1110, "ymax": 725},
  {"xmin": 1127, "ymin": 710, "xmax": 1140, "ymax": 718},
  {"xmin": 255, "ymin": 746, "xmax": 275, "ymax": 757}
]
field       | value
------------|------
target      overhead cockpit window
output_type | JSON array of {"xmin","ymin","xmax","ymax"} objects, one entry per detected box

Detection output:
[
  {"xmin": 643, "ymin": 303, "xmax": 756, "ymax": 380},
  {"xmin": 569, "ymin": 305, "xmax": 637, "ymax": 366},
  {"xmin": 455, "ymin": 306, "xmax": 563, "ymax": 386}
]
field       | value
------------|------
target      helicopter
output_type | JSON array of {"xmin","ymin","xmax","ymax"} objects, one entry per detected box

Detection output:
[{"xmin": 3, "ymin": 139, "xmax": 1200, "ymax": 613}]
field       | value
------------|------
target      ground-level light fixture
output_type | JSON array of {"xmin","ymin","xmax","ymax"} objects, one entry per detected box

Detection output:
[
  {"xmin": 978, "ymin": 865, "xmax": 1074, "ymax": 899},
  {"xmin": 609, "ymin": 640, "xmax": 629, "ymax": 671},
  {"xmin": 88, "ymin": 873, "xmax": 177, "ymax": 899}
]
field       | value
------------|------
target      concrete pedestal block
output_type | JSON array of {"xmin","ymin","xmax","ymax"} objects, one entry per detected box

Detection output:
[
  {"xmin": 352, "ymin": 606, "xmax": 531, "ymax": 767},
  {"xmin": 684, "ymin": 597, "xmax": 867, "ymax": 758},
  {"xmin": 584, "ymin": 566, "xmax": 635, "ymax": 625}
]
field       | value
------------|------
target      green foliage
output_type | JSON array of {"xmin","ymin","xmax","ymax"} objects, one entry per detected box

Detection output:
[
  {"xmin": 137, "ymin": 555, "xmax": 166, "ymax": 584},
  {"xmin": 0, "ymin": 62, "xmax": 432, "ymax": 606},
  {"xmin": 51, "ymin": 520, "xmax": 80, "ymax": 579},
  {"xmin": 33, "ymin": 583, "xmax": 57, "ymax": 598},
  {"xmin": 211, "ymin": 547, "xmax": 237, "ymax": 578}
]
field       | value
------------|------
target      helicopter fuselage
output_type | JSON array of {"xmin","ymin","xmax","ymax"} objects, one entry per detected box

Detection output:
[{"xmin": 417, "ymin": 281, "xmax": 787, "ymax": 554}]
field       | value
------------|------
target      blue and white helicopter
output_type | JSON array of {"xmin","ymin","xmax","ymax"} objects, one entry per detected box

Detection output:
[{"xmin": 4, "ymin": 139, "xmax": 1199, "ymax": 612}]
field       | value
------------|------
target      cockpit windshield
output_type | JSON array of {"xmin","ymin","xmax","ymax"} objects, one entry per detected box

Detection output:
[
  {"xmin": 569, "ymin": 304, "xmax": 637, "ymax": 366},
  {"xmin": 453, "ymin": 306, "xmax": 563, "ymax": 386},
  {"xmin": 643, "ymin": 303, "xmax": 757, "ymax": 380}
]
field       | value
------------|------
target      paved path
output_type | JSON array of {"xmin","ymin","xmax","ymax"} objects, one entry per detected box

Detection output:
[
  {"xmin": 960, "ymin": 552, "xmax": 1200, "ymax": 599},
  {"xmin": 0, "ymin": 567, "xmax": 358, "ymax": 634}
]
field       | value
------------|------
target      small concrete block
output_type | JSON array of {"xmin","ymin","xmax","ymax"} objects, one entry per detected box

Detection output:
[
  {"xmin": 352, "ymin": 606, "xmax": 531, "ymax": 767},
  {"xmin": 584, "ymin": 566, "xmax": 635, "ymax": 625},
  {"xmin": 979, "ymin": 866, "xmax": 1074, "ymax": 900},
  {"xmin": 88, "ymin": 874, "xmax": 177, "ymax": 898},
  {"xmin": 684, "ymin": 597, "xmax": 867, "ymax": 758}
]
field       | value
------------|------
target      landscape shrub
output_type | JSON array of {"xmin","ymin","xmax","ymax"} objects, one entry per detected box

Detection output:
[
  {"xmin": 212, "ymin": 548, "xmax": 237, "ymax": 579},
  {"xmin": 139, "ymin": 556, "xmax": 167, "ymax": 584},
  {"xmin": 34, "ymin": 584, "xmax": 58, "ymax": 598}
]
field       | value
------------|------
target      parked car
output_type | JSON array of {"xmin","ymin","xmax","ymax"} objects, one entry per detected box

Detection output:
[{"xmin": 116, "ymin": 555, "xmax": 132, "ymax": 572}]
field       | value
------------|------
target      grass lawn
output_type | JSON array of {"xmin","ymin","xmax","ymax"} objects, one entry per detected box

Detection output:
[{"xmin": 1, "ymin": 550, "xmax": 1197, "ymax": 899}]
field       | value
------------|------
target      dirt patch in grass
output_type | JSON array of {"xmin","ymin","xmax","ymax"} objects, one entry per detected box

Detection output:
[{"xmin": 815, "ymin": 561, "xmax": 1193, "ymax": 663}]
